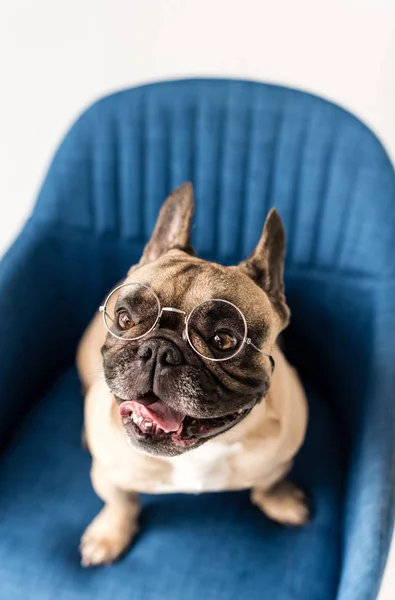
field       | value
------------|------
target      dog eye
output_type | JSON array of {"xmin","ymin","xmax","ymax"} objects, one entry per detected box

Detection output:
[
  {"xmin": 209, "ymin": 330, "xmax": 237, "ymax": 352},
  {"xmin": 118, "ymin": 311, "xmax": 135, "ymax": 330}
]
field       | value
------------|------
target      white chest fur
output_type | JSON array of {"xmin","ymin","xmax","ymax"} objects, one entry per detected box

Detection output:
[{"xmin": 166, "ymin": 441, "xmax": 244, "ymax": 493}]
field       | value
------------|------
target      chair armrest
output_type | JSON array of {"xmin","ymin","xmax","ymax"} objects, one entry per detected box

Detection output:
[{"xmin": 0, "ymin": 220, "xmax": 80, "ymax": 449}]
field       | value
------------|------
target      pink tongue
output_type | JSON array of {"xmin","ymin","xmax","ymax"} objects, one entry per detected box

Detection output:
[{"xmin": 119, "ymin": 400, "xmax": 185, "ymax": 433}]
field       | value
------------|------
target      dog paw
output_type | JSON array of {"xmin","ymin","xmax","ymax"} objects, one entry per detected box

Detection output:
[
  {"xmin": 80, "ymin": 506, "xmax": 138, "ymax": 567},
  {"xmin": 251, "ymin": 480, "xmax": 311, "ymax": 526}
]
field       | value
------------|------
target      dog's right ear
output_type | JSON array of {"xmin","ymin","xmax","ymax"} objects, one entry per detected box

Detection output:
[
  {"xmin": 239, "ymin": 208, "xmax": 290, "ymax": 328},
  {"xmin": 140, "ymin": 182, "xmax": 195, "ymax": 265}
]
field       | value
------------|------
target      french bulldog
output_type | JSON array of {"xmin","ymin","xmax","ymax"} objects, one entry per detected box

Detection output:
[{"xmin": 77, "ymin": 182, "xmax": 309, "ymax": 567}]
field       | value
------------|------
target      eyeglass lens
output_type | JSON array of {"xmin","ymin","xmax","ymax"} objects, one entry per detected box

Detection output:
[
  {"xmin": 103, "ymin": 283, "xmax": 160, "ymax": 339},
  {"xmin": 103, "ymin": 284, "xmax": 247, "ymax": 360}
]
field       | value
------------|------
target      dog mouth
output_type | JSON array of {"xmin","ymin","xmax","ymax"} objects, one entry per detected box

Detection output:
[{"xmin": 117, "ymin": 393, "xmax": 251, "ymax": 448}]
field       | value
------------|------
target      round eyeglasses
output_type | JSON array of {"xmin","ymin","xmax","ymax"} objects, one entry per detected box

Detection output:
[{"xmin": 99, "ymin": 282, "xmax": 274, "ymax": 370}]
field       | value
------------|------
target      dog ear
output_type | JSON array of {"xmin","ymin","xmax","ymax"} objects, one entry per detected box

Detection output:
[
  {"xmin": 239, "ymin": 208, "xmax": 290, "ymax": 326},
  {"xmin": 140, "ymin": 182, "xmax": 195, "ymax": 264}
]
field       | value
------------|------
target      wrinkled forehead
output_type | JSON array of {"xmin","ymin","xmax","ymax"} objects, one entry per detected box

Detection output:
[{"xmin": 124, "ymin": 252, "xmax": 273, "ymax": 325}]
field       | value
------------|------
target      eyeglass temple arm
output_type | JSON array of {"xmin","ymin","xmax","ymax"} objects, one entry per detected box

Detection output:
[
  {"xmin": 99, "ymin": 305, "xmax": 114, "ymax": 323},
  {"xmin": 246, "ymin": 338, "xmax": 275, "ymax": 373}
]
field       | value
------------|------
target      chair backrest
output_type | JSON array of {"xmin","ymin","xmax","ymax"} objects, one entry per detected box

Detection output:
[
  {"xmin": 26, "ymin": 79, "xmax": 395, "ymax": 600},
  {"xmin": 33, "ymin": 79, "xmax": 395, "ymax": 436}
]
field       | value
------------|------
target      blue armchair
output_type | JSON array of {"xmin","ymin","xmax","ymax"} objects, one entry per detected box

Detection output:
[{"xmin": 0, "ymin": 79, "xmax": 394, "ymax": 600}]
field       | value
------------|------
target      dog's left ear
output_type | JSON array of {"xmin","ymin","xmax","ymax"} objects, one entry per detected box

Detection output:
[
  {"xmin": 239, "ymin": 208, "xmax": 290, "ymax": 327},
  {"xmin": 140, "ymin": 182, "xmax": 195, "ymax": 265}
]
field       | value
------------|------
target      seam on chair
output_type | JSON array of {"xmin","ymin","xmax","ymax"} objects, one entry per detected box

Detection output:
[
  {"xmin": 112, "ymin": 113, "xmax": 121, "ymax": 238},
  {"xmin": 139, "ymin": 94, "xmax": 146, "ymax": 238},
  {"xmin": 166, "ymin": 106, "xmax": 172, "ymax": 196},
  {"xmin": 212, "ymin": 90, "xmax": 228, "ymax": 258},
  {"xmin": 310, "ymin": 113, "xmax": 340, "ymax": 267},
  {"xmin": 237, "ymin": 98, "xmax": 253, "ymax": 257},
  {"xmin": 87, "ymin": 78, "xmax": 395, "ymax": 163},
  {"xmin": 142, "ymin": 89, "xmax": 152, "ymax": 240},
  {"xmin": 267, "ymin": 106, "xmax": 286, "ymax": 216},
  {"xmin": 87, "ymin": 120, "xmax": 96, "ymax": 233},
  {"xmin": 25, "ymin": 216, "xmax": 395, "ymax": 284},
  {"xmin": 190, "ymin": 100, "xmax": 200, "ymax": 243},
  {"xmin": 287, "ymin": 111, "xmax": 310, "ymax": 263},
  {"xmin": 332, "ymin": 161, "xmax": 361, "ymax": 270},
  {"xmin": 190, "ymin": 101, "xmax": 197, "ymax": 189}
]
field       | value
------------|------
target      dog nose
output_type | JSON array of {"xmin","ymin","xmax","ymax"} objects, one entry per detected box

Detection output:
[{"xmin": 137, "ymin": 339, "xmax": 183, "ymax": 367}]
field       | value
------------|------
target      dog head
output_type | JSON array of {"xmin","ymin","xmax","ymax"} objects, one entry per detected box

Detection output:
[{"xmin": 102, "ymin": 183, "xmax": 290, "ymax": 456}]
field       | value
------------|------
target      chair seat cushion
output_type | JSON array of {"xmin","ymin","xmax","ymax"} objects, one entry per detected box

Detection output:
[{"xmin": 0, "ymin": 369, "xmax": 344, "ymax": 600}]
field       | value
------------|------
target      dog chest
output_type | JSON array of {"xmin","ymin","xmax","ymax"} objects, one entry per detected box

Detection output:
[{"xmin": 164, "ymin": 441, "xmax": 244, "ymax": 493}]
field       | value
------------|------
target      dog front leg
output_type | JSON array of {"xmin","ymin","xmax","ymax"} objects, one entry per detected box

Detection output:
[
  {"xmin": 80, "ymin": 460, "xmax": 140, "ymax": 566},
  {"xmin": 251, "ymin": 479, "xmax": 311, "ymax": 526}
]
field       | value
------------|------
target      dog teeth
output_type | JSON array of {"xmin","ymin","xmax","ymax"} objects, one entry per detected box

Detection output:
[
  {"xmin": 132, "ymin": 415, "xmax": 156, "ymax": 433},
  {"xmin": 141, "ymin": 419, "xmax": 153, "ymax": 432},
  {"xmin": 130, "ymin": 412, "xmax": 164, "ymax": 435}
]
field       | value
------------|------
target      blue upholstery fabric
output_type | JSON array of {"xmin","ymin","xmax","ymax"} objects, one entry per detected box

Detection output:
[
  {"xmin": 0, "ymin": 370, "xmax": 343, "ymax": 600},
  {"xmin": 0, "ymin": 79, "xmax": 394, "ymax": 600}
]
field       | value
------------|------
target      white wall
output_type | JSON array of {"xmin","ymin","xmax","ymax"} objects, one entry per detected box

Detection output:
[
  {"xmin": 1, "ymin": 0, "xmax": 395, "ymax": 259},
  {"xmin": 0, "ymin": 0, "xmax": 394, "ymax": 595}
]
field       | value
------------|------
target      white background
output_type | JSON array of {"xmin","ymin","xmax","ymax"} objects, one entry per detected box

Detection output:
[{"xmin": 0, "ymin": 1, "xmax": 394, "ymax": 597}]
